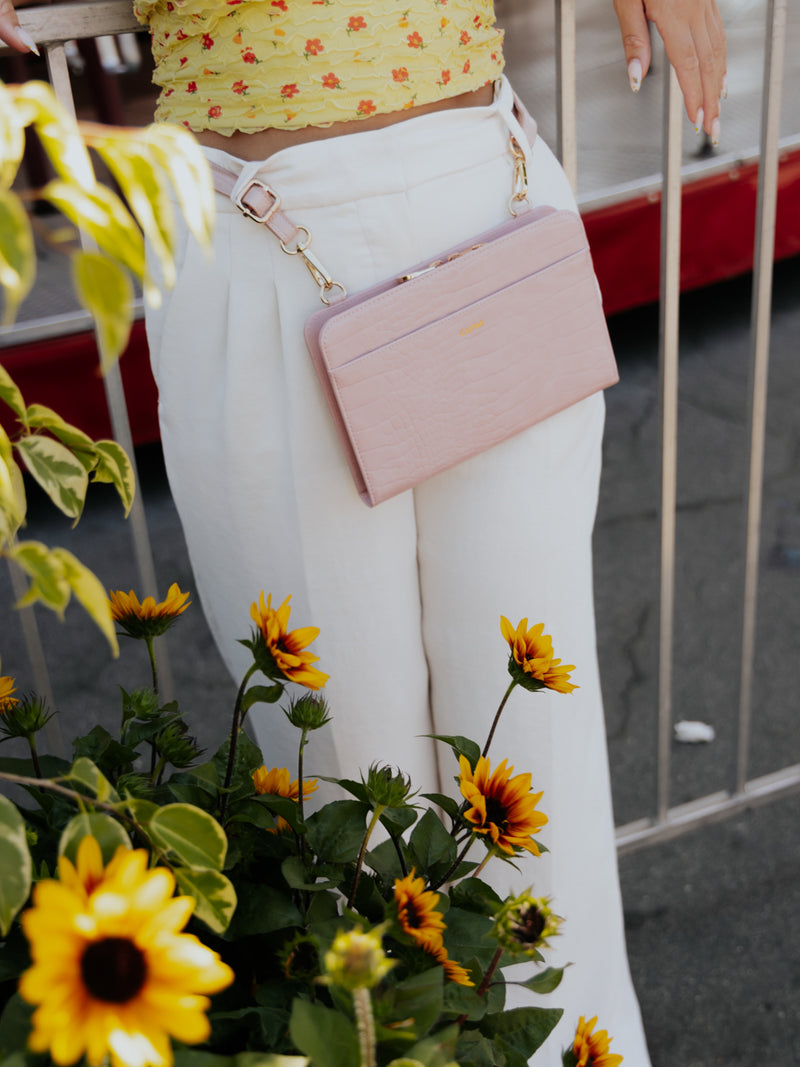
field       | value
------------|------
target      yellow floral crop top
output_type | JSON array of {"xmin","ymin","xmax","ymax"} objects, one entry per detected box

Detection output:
[{"xmin": 133, "ymin": 0, "xmax": 504, "ymax": 134}]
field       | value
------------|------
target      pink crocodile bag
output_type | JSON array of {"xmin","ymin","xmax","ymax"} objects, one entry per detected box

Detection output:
[{"xmin": 210, "ymin": 98, "xmax": 618, "ymax": 506}]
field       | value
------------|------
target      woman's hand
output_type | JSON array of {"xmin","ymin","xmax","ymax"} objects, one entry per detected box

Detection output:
[
  {"xmin": 613, "ymin": 0, "xmax": 727, "ymax": 142},
  {"xmin": 0, "ymin": 0, "xmax": 39, "ymax": 54}
]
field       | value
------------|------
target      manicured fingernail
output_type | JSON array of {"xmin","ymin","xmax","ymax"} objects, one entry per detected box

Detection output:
[
  {"xmin": 694, "ymin": 108, "xmax": 704, "ymax": 134},
  {"xmin": 711, "ymin": 118, "xmax": 721, "ymax": 146},
  {"xmin": 16, "ymin": 27, "xmax": 40, "ymax": 55},
  {"xmin": 721, "ymin": 74, "xmax": 728, "ymax": 100},
  {"xmin": 627, "ymin": 58, "xmax": 642, "ymax": 93}
]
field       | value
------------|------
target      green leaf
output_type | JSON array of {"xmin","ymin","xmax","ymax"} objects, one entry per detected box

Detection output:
[
  {"xmin": 381, "ymin": 967, "xmax": 444, "ymax": 1039},
  {"xmin": 72, "ymin": 724, "xmax": 138, "ymax": 777},
  {"xmin": 15, "ymin": 435, "xmax": 88, "ymax": 521},
  {"xmin": 93, "ymin": 440, "xmax": 135, "ymax": 516},
  {"xmin": 0, "ymin": 428, "xmax": 25, "ymax": 544},
  {"xmin": 71, "ymin": 249, "xmax": 135, "ymax": 372},
  {"xmin": 448, "ymin": 878, "xmax": 504, "ymax": 916},
  {"xmin": 440, "ymin": 908, "xmax": 495, "ymax": 969},
  {"xmin": 24, "ymin": 403, "xmax": 95, "ymax": 456},
  {"xmin": 0, "ymin": 365, "xmax": 26, "ymax": 422},
  {"xmin": 420, "ymin": 792, "xmax": 461, "ymax": 820},
  {"xmin": 174, "ymin": 866, "xmax": 237, "ymax": 934},
  {"xmin": 409, "ymin": 809, "xmax": 456, "ymax": 872},
  {"xmin": 228, "ymin": 883, "xmax": 302, "ymax": 938},
  {"xmin": 306, "ymin": 800, "xmax": 369, "ymax": 863},
  {"xmin": 9, "ymin": 540, "xmax": 71, "ymax": 614},
  {"xmin": 281, "ymin": 855, "xmax": 339, "ymax": 892},
  {"xmin": 12, "ymin": 81, "xmax": 95, "ymax": 189},
  {"xmin": 0, "ymin": 795, "xmax": 32, "ymax": 936},
  {"xmin": 0, "ymin": 188, "xmax": 35, "ymax": 325},
  {"xmin": 145, "ymin": 124, "xmax": 215, "ymax": 250},
  {"xmin": 240, "ymin": 684, "xmax": 284, "ymax": 713},
  {"xmin": 478, "ymin": 1006, "xmax": 563, "ymax": 1061},
  {"xmin": 67, "ymin": 756, "xmax": 120, "ymax": 803},
  {"xmin": 51, "ymin": 547, "xmax": 119, "ymax": 655},
  {"xmin": 42, "ymin": 179, "xmax": 145, "ymax": 279},
  {"xmin": 149, "ymin": 803, "xmax": 227, "ymax": 870},
  {"xmin": 289, "ymin": 1000, "xmax": 360, "ymax": 1067},
  {"xmin": 58, "ymin": 811, "xmax": 131, "ymax": 865},
  {"xmin": 0, "ymin": 995, "xmax": 34, "ymax": 1060},
  {"xmin": 519, "ymin": 965, "xmax": 566, "ymax": 994},
  {"xmin": 427, "ymin": 735, "xmax": 480, "ymax": 770},
  {"xmin": 0, "ymin": 82, "xmax": 26, "ymax": 189}
]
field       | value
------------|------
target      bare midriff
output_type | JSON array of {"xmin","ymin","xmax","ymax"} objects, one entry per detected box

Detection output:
[{"xmin": 194, "ymin": 83, "xmax": 495, "ymax": 162}]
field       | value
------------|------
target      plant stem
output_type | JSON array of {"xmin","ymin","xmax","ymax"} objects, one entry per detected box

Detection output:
[
  {"xmin": 297, "ymin": 727, "xmax": 309, "ymax": 824},
  {"xmin": 430, "ymin": 836, "xmax": 475, "ymax": 892},
  {"xmin": 455, "ymin": 946, "xmax": 504, "ymax": 1025},
  {"xmin": 145, "ymin": 636, "xmax": 159, "ymax": 695},
  {"xmin": 482, "ymin": 680, "xmax": 517, "ymax": 759},
  {"xmin": 220, "ymin": 664, "xmax": 258, "ymax": 818},
  {"xmin": 352, "ymin": 987, "xmax": 376, "ymax": 1067},
  {"xmin": 347, "ymin": 805, "xmax": 384, "ymax": 909},
  {"xmin": 26, "ymin": 733, "xmax": 42, "ymax": 778},
  {"xmin": 471, "ymin": 850, "xmax": 494, "ymax": 878}
]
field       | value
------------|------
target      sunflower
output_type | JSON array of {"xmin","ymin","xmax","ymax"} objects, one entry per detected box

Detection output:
[
  {"xmin": 493, "ymin": 891, "xmax": 563, "ymax": 957},
  {"xmin": 18, "ymin": 836, "xmax": 233, "ymax": 1067},
  {"xmin": 458, "ymin": 754, "xmax": 548, "ymax": 856},
  {"xmin": 0, "ymin": 675, "xmax": 19, "ymax": 713},
  {"xmin": 572, "ymin": 1015, "xmax": 623, "ymax": 1067},
  {"xmin": 252, "ymin": 764, "xmax": 319, "ymax": 831},
  {"xmin": 500, "ymin": 616, "xmax": 577, "ymax": 694},
  {"xmin": 250, "ymin": 592, "xmax": 329, "ymax": 690},
  {"xmin": 108, "ymin": 584, "xmax": 191, "ymax": 639},
  {"xmin": 423, "ymin": 940, "xmax": 474, "ymax": 987},
  {"xmin": 393, "ymin": 871, "xmax": 447, "ymax": 950}
]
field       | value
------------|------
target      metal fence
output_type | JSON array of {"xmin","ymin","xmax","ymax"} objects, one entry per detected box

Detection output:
[{"xmin": 3, "ymin": 0, "xmax": 799, "ymax": 852}]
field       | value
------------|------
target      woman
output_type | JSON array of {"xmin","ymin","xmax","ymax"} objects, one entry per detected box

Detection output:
[{"xmin": 1, "ymin": 1, "xmax": 725, "ymax": 1062}]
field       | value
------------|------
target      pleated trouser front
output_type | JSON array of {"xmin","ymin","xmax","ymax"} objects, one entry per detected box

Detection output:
[{"xmin": 145, "ymin": 78, "xmax": 652, "ymax": 1066}]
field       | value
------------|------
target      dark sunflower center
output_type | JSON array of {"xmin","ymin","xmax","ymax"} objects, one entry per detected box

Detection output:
[
  {"xmin": 513, "ymin": 906, "xmax": 546, "ymax": 943},
  {"xmin": 484, "ymin": 797, "xmax": 509, "ymax": 830},
  {"xmin": 81, "ymin": 937, "xmax": 148, "ymax": 1003},
  {"xmin": 405, "ymin": 903, "xmax": 423, "ymax": 929}
]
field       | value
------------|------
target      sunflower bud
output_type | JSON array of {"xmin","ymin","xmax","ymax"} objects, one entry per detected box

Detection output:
[
  {"xmin": 493, "ymin": 890, "xmax": 563, "ymax": 957},
  {"xmin": 280, "ymin": 933, "xmax": 321, "ymax": 983},
  {"xmin": 155, "ymin": 721, "xmax": 203, "ymax": 769},
  {"xmin": 0, "ymin": 675, "xmax": 19, "ymax": 714},
  {"xmin": 0, "ymin": 693, "xmax": 53, "ymax": 740},
  {"xmin": 108, "ymin": 583, "xmax": 191, "ymax": 640},
  {"xmin": 284, "ymin": 693, "xmax": 331, "ymax": 732},
  {"xmin": 322, "ymin": 925, "xmax": 396, "ymax": 990},
  {"xmin": 363, "ymin": 764, "xmax": 413, "ymax": 809},
  {"xmin": 121, "ymin": 687, "xmax": 161, "ymax": 723}
]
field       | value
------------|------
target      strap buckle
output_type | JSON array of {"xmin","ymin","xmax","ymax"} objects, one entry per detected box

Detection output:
[{"xmin": 233, "ymin": 178, "xmax": 281, "ymax": 225}]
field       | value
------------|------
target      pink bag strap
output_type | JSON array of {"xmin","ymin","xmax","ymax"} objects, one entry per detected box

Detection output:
[{"xmin": 208, "ymin": 88, "xmax": 538, "ymax": 303}]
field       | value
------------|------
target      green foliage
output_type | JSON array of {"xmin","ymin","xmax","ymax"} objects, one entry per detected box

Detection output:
[{"xmin": 0, "ymin": 575, "xmax": 582, "ymax": 1065}]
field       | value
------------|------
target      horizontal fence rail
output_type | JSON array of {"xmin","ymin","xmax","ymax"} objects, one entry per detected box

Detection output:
[{"xmin": 1, "ymin": 0, "xmax": 798, "ymax": 846}]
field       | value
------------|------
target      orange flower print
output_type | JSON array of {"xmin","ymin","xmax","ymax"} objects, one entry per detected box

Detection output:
[
  {"xmin": 473, "ymin": 14, "xmax": 482, "ymax": 27},
  {"xmin": 407, "ymin": 31, "xmax": 423, "ymax": 48},
  {"xmin": 232, "ymin": 31, "xmax": 242, "ymax": 43},
  {"xmin": 281, "ymin": 83, "xmax": 299, "ymax": 98},
  {"xmin": 179, "ymin": 56, "xmax": 188, "ymax": 66},
  {"xmin": 440, "ymin": 16, "xmax": 448, "ymax": 28},
  {"xmin": 439, "ymin": 68, "xmax": 451, "ymax": 85},
  {"xmin": 208, "ymin": 104, "xmax": 222, "ymax": 118},
  {"xmin": 232, "ymin": 80, "xmax": 248, "ymax": 94},
  {"xmin": 164, "ymin": 87, "xmax": 174, "ymax": 96},
  {"xmin": 321, "ymin": 71, "xmax": 341, "ymax": 89},
  {"xmin": 304, "ymin": 37, "xmax": 324, "ymax": 56},
  {"xmin": 241, "ymin": 47, "xmax": 258, "ymax": 62},
  {"xmin": 459, "ymin": 29, "xmax": 471, "ymax": 45},
  {"xmin": 272, "ymin": 0, "xmax": 288, "ymax": 8},
  {"xmin": 201, "ymin": 32, "xmax": 214, "ymax": 48},
  {"xmin": 347, "ymin": 15, "xmax": 366, "ymax": 31},
  {"xmin": 392, "ymin": 66, "xmax": 409, "ymax": 82},
  {"xmin": 357, "ymin": 99, "xmax": 377, "ymax": 116},
  {"xmin": 175, "ymin": 28, "xmax": 187, "ymax": 40},
  {"xmin": 186, "ymin": 81, "xmax": 198, "ymax": 92},
  {"xmin": 462, "ymin": 59, "xmax": 470, "ymax": 74}
]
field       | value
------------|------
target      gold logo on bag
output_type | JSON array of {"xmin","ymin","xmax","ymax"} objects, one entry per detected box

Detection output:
[{"xmin": 459, "ymin": 320, "xmax": 484, "ymax": 336}]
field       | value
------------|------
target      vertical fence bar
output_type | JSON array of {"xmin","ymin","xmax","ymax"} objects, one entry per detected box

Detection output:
[
  {"xmin": 656, "ymin": 62, "xmax": 684, "ymax": 824},
  {"xmin": 43, "ymin": 42, "xmax": 176, "ymax": 702},
  {"xmin": 554, "ymin": 0, "xmax": 578, "ymax": 192},
  {"xmin": 737, "ymin": 0, "xmax": 787, "ymax": 795}
]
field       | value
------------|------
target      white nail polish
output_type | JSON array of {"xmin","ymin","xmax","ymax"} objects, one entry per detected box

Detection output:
[
  {"xmin": 16, "ymin": 27, "xmax": 40, "ymax": 55},
  {"xmin": 694, "ymin": 108, "xmax": 704, "ymax": 135},
  {"xmin": 711, "ymin": 118, "xmax": 721, "ymax": 147},
  {"xmin": 721, "ymin": 74, "xmax": 728, "ymax": 101},
  {"xmin": 627, "ymin": 58, "xmax": 642, "ymax": 93}
]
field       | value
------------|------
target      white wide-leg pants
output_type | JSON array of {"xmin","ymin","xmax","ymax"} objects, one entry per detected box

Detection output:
[{"xmin": 146, "ymin": 78, "xmax": 651, "ymax": 1066}]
